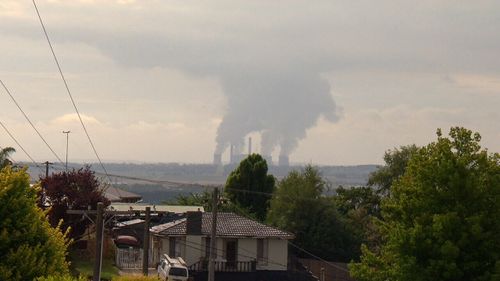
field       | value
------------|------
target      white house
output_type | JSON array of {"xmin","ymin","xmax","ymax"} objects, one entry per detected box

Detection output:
[{"xmin": 150, "ymin": 212, "xmax": 294, "ymax": 272}]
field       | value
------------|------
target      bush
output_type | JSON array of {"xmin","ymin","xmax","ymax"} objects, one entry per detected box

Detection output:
[{"xmin": 0, "ymin": 167, "xmax": 70, "ymax": 281}]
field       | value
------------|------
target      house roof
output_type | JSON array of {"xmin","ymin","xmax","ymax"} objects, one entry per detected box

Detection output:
[
  {"xmin": 150, "ymin": 212, "xmax": 294, "ymax": 239},
  {"xmin": 115, "ymin": 219, "xmax": 144, "ymax": 227},
  {"xmin": 104, "ymin": 186, "xmax": 142, "ymax": 202}
]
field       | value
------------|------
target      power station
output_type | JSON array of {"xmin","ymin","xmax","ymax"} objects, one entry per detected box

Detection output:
[{"xmin": 213, "ymin": 137, "xmax": 289, "ymax": 166}]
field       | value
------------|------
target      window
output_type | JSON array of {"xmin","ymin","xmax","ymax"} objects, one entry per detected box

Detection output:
[
  {"xmin": 257, "ymin": 239, "xmax": 268, "ymax": 265},
  {"xmin": 169, "ymin": 237, "xmax": 183, "ymax": 257}
]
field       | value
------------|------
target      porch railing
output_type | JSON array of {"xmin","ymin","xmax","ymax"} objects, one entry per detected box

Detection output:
[{"xmin": 189, "ymin": 259, "xmax": 256, "ymax": 272}]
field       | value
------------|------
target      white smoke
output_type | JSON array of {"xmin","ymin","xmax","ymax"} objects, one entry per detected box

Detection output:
[{"xmin": 215, "ymin": 71, "xmax": 339, "ymax": 159}]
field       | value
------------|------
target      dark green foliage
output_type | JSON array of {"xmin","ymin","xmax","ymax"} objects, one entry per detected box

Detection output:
[
  {"xmin": 0, "ymin": 167, "xmax": 69, "ymax": 281},
  {"xmin": 267, "ymin": 165, "xmax": 359, "ymax": 261},
  {"xmin": 368, "ymin": 144, "xmax": 418, "ymax": 196},
  {"xmin": 335, "ymin": 186, "xmax": 382, "ymax": 253},
  {"xmin": 40, "ymin": 166, "xmax": 110, "ymax": 239},
  {"xmin": 350, "ymin": 127, "xmax": 500, "ymax": 281},
  {"xmin": 225, "ymin": 154, "xmax": 275, "ymax": 221},
  {"xmin": 169, "ymin": 190, "xmax": 213, "ymax": 211}
]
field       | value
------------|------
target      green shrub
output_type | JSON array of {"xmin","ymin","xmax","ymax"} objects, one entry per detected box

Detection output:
[{"xmin": 0, "ymin": 167, "xmax": 70, "ymax": 281}]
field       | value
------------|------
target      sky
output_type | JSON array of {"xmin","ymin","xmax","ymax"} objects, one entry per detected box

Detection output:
[{"xmin": 0, "ymin": 0, "xmax": 499, "ymax": 165}]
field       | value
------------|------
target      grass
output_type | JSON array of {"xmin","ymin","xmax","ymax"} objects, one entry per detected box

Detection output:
[{"xmin": 70, "ymin": 252, "xmax": 120, "ymax": 280}]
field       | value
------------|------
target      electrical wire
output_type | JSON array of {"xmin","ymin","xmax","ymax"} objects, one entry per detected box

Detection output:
[
  {"xmin": 288, "ymin": 241, "xmax": 348, "ymax": 273},
  {"xmin": 0, "ymin": 79, "xmax": 64, "ymax": 165},
  {"xmin": 31, "ymin": 0, "xmax": 113, "ymax": 187},
  {"xmin": 179, "ymin": 239, "xmax": 289, "ymax": 270},
  {"xmin": 0, "ymin": 120, "xmax": 43, "ymax": 172}
]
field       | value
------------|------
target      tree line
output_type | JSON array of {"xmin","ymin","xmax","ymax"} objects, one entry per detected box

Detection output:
[
  {"xmin": 1, "ymin": 126, "xmax": 499, "ymax": 280},
  {"xmin": 173, "ymin": 127, "xmax": 500, "ymax": 280}
]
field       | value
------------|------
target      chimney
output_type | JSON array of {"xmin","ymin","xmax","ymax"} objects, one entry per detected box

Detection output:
[
  {"xmin": 278, "ymin": 155, "xmax": 289, "ymax": 166},
  {"xmin": 186, "ymin": 211, "xmax": 202, "ymax": 235},
  {"xmin": 230, "ymin": 144, "xmax": 234, "ymax": 163},
  {"xmin": 213, "ymin": 153, "xmax": 222, "ymax": 165},
  {"xmin": 248, "ymin": 137, "xmax": 252, "ymax": 155}
]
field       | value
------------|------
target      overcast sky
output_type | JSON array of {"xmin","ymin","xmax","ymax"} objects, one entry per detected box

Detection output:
[{"xmin": 1, "ymin": 0, "xmax": 499, "ymax": 165}]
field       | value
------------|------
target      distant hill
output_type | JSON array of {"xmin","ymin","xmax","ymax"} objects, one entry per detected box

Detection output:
[{"xmin": 25, "ymin": 162, "xmax": 379, "ymax": 204}]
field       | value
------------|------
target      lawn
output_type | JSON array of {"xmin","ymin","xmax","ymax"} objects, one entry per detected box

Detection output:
[{"xmin": 70, "ymin": 253, "xmax": 120, "ymax": 280}]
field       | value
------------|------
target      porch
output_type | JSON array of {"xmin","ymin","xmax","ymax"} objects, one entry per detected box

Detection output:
[{"xmin": 189, "ymin": 259, "xmax": 257, "ymax": 272}]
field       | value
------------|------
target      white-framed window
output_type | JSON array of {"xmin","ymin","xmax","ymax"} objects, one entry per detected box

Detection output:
[{"xmin": 257, "ymin": 239, "xmax": 268, "ymax": 265}]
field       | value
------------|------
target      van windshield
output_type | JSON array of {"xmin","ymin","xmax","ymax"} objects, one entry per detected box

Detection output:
[{"xmin": 169, "ymin": 267, "xmax": 188, "ymax": 277}]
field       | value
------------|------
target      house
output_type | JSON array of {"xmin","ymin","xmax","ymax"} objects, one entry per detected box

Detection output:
[{"xmin": 150, "ymin": 211, "xmax": 295, "ymax": 280}]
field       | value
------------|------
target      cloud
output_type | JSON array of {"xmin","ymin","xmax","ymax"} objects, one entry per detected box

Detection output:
[
  {"xmin": 51, "ymin": 113, "xmax": 101, "ymax": 125},
  {"xmin": 449, "ymin": 74, "xmax": 500, "ymax": 94}
]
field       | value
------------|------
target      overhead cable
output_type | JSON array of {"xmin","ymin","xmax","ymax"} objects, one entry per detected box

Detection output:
[
  {"xmin": 0, "ymin": 120, "xmax": 43, "ymax": 171},
  {"xmin": 0, "ymin": 79, "xmax": 64, "ymax": 165},
  {"xmin": 31, "ymin": 0, "xmax": 113, "ymax": 187}
]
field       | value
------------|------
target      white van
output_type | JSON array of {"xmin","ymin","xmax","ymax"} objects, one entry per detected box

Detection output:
[{"xmin": 157, "ymin": 254, "xmax": 189, "ymax": 281}]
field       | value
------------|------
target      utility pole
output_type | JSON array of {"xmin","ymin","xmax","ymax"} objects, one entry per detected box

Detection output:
[
  {"xmin": 41, "ymin": 161, "xmax": 52, "ymax": 208},
  {"xmin": 93, "ymin": 202, "xmax": 104, "ymax": 281},
  {"xmin": 142, "ymin": 207, "xmax": 151, "ymax": 276},
  {"xmin": 43, "ymin": 161, "xmax": 52, "ymax": 178},
  {"xmin": 62, "ymin": 130, "xmax": 70, "ymax": 171},
  {"xmin": 208, "ymin": 188, "xmax": 219, "ymax": 281}
]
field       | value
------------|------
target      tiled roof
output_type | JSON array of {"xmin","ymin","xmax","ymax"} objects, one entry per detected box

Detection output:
[{"xmin": 150, "ymin": 212, "xmax": 294, "ymax": 239}]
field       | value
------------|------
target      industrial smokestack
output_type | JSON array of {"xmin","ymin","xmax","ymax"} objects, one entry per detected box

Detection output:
[
  {"xmin": 213, "ymin": 153, "xmax": 222, "ymax": 165},
  {"xmin": 248, "ymin": 137, "xmax": 252, "ymax": 155},
  {"xmin": 278, "ymin": 155, "xmax": 289, "ymax": 167},
  {"xmin": 263, "ymin": 155, "xmax": 273, "ymax": 166},
  {"xmin": 230, "ymin": 144, "xmax": 234, "ymax": 164}
]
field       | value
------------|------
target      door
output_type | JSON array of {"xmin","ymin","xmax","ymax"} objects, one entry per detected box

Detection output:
[{"xmin": 225, "ymin": 240, "xmax": 237, "ymax": 269}]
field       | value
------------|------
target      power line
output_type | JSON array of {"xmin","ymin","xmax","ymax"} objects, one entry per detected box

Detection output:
[
  {"xmin": 0, "ymin": 79, "xmax": 64, "ymax": 165},
  {"xmin": 0, "ymin": 120, "xmax": 43, "ymax": 172},
  {"xmin": 179, "ymin": 239, "xmax": 289, "ymax": 270},
  {"xmin": 288, "ymin": 241, "xmax": 348, "ymax": 273},
  {"xmin": 31, "ymin": 0, "xmax": 112, "ymax": 187}
]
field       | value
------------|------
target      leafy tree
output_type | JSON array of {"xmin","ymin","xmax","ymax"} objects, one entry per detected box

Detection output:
[
  {"xmin": 169, "ymin": 191, "xmax": 213, "ymax": 211},
  {"xmin": 0, "ymin": 146, "xmax": 15, "ymax": 168},
  {"xmin": 40, "ymin": 165, "xmax": 110, "ymax": 239},
  {"xmin": 335, "ymin": 186, "xmax": 382, "ymax": 253},
  {"xmin": 169, "ymin": 190, "xmax": 259, "ymax": 220},
  {"xmin": 268, "ymin": 165, "xmax": 359, "ymax": 261},
  {"xmin": 368, "ymin": 144, "xmax": 418, "ymax": 196},
  {"xmin": 225, "ymin": 154, "xmax": 275, "ymax": 221},
  {"xmin": 350, "ymin": 127, "xmax": 500, "ymax": 281},
  {"xmin": 0, "ymin": 167, "xmax": 69, "ymax": 281}
]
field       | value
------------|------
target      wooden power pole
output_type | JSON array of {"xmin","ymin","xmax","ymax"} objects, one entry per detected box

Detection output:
[
  {"xmin": 93, "ymin": 202, "xmax": 104, "ymax": 281},
  {"xmin": 142, "ymin": 206, "xmax": 151, "ymax": 276},
  {"xmin": 208, "ymin": 188, "xmax": 219, "ymax": 281}
]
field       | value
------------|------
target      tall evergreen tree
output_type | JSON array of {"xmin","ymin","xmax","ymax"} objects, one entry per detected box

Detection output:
[
  {"xmin": 0, "ymin": 167, "xmax": 69, "ymax": 281},
  {"xmin": 225, "ymin": 154, "xmax": 275, "ymax": 221}
]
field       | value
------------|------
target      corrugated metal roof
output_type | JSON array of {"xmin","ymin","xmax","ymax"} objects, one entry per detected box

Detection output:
[
  {"xmin": 150, "ymin": 212, "xmax": 294, "ymax": 239},
  {"xmin": 109, "ymin": 203, "xmax": 204, "ymax": 213}
]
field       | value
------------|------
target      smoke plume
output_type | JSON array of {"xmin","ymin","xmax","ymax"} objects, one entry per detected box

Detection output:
[{"xmin": 215, "ymin": 70, "xmax": 339, "ymax": 159}]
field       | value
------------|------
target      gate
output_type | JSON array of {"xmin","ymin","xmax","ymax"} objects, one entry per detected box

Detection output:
[{"xmin": 115, "ymin": 247, "xmax": 154, "ymax": 269}]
